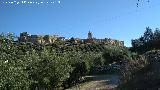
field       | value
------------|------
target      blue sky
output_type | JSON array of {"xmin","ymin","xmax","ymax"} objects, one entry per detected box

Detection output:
[{"xmin": 0, "ymin": 0, "xmax": 160, "ymax": 47}]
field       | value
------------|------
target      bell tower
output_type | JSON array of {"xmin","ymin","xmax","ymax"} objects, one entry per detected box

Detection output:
[{"xmin": 88, "ymin": 31, "xmax": 92, "ymax": 39}]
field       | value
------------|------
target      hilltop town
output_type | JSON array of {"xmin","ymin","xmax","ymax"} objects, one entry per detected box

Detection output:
[{"xmin": 18, "ymin": 31, "xmax": 124, "ymax": 47}]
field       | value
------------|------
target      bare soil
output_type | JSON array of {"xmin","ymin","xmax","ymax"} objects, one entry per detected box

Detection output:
[{"xmin": 67, "ymin": 74, "xmax": 119, "ymax": 90}]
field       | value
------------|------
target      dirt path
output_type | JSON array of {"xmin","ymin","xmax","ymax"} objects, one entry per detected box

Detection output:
[{"xmin": 67, "ymin": 74, "xmax": 119, "ymax": 90}]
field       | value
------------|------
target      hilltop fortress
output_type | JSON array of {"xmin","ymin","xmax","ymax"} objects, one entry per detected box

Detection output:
[
  {"xmin": 19, "ymin": 31, "xmax": 124, "ymax": 46},
  {"xmin": 19, "ymin": 32, "xmax": 65, "ymax": 44}
]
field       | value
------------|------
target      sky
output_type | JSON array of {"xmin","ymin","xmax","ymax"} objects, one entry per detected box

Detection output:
[{"xmin": 0, "ymin": 0, "xmax": 160, "ymax": 47}]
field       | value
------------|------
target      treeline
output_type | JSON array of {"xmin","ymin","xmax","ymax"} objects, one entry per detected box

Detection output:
[{"xmin": 131, "ymin": 27, "xmax": 160, "ymax": 53}]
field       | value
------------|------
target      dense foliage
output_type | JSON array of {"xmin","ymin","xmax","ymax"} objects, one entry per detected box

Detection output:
[
  {"xmin": 119, "ymin": 27, "xmax": 160, "ymax": 89},
  {"xmin": 103, "ymin": 45, "xmax": 137, "ymax": 65},
  {"xmin": 0, "ymin": 32, "xmax": 143, "ymax": 89},
  {"xmin": 118, "ymin": 55, "xmax": 148, "ymax": 89},
  {"xmin": 119, "ymin": 50, "xmax": 160, "ymax": 89},
  {"xmin": 131, "ymin": 27, "xmax": 160, "ymax": 53},
  {"xmin": 0, "ymin": 33, "xmax": 105, "ymax": 89}
]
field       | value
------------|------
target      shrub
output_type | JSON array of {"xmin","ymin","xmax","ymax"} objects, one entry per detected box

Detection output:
[
  {"xmin": 102, "ymin": 45, "xmax": 135, "ymax": 65},
  {"xmin": 119, "ymin": 50, "xmax": 160, "ymax": 89}
]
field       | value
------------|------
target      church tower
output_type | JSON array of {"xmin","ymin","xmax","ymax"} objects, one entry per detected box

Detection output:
[{"xmin": 88, "ymin": 31, "xmax": 92, "ymax": 39}]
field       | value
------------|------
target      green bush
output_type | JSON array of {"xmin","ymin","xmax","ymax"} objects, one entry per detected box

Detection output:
[
  {"xmin": 0, "ymin": 45, "xmax": 31, "ymax": 89},
  {"xmin": 26, "ymin": 49, "xmax": 73, "ymax": 89},
  {"xmin": 102, "ymin": 45, "xmax": 136, "ymax": 65},
  {"xmin": 119, "ymin": 50, "xmax": 160, "ymax": 89},
  {"xmin": 0, "ymin": 33, "xmax": 106, "ymax": 89}
]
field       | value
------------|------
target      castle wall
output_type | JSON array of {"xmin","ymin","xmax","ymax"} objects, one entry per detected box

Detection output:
[{"xmin": 19, "ymin": 32, "xmax": 63, "ymax": 44}]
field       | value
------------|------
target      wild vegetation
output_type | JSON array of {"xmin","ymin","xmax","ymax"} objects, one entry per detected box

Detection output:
[
  {"xmin": 131, "ymin": 27, "xmax": 160, "ymax": 53},
  {"xmin": 119, "ymin": 27, "xmax": 160, "ymax": 89},
  {"xmin": 0, "ymin": 32, "xmax": 130, "ymax": 89},
  {"xmin": 1, "ymin": 27, "xmax": 160, "ymax": 90}
]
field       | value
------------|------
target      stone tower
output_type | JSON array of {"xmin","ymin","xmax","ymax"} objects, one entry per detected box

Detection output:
[{"xmin": 88, "ymin": 31, "xmax": 92, "ymax": 39}]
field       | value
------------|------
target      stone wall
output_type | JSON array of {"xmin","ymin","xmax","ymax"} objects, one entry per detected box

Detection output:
[{"xmin": 19, "ymin": 32, "xmax": 63, "ymax": 44}]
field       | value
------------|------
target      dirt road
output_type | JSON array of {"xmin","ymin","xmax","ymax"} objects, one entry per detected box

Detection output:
[{"xmin": 67, "ymin": 74, "xmax": 119, "ymax": 90}]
